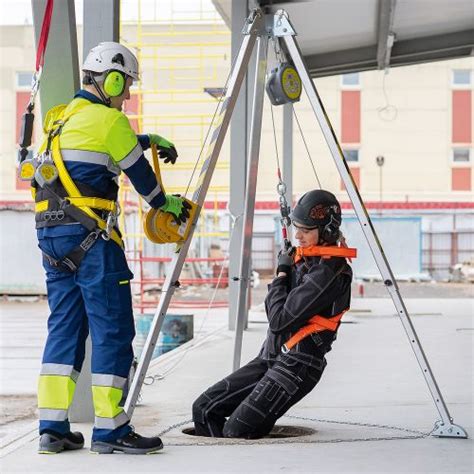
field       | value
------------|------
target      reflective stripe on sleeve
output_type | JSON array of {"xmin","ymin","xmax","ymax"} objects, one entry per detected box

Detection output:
[
  {"xmin": 117, "ymin": 143, "xmax": 143, "ymax": 170},
  {"xmin": 142, "ymin": 183, "xmax": 162, "ymax": 204}
]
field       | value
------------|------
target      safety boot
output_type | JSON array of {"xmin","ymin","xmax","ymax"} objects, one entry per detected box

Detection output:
[
  {"xmin": 38, "ymin": 431, "xmax": 84, "ymax": 454},
  {"xmin": 90, "ymin": 431, "xmax": 163, "ymax": 455}
]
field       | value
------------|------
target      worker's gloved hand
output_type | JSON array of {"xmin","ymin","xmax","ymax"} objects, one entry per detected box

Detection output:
[
  {"xmin": 276, "ymin": 247, "xmax": 294, "ymax": 276},
  {"xmin": 160, "ymin": 194, "xmax": 192, "ymax": 225},
  {"xmin": 149, "ymin": 134, "xmax": 178, "ymax": 164}
]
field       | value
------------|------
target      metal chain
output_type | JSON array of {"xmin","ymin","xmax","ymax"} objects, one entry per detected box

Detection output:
[
  {"xmin": 154, "ymin": 414, "xmax": 429, "ymax": 445},
  {"xmin": 284, "ymin": 414, "xmax": 429, "ymax": 438},
  {"xmin": 157, "ymin": 418, "xmax": 193, "ymax": 437}
]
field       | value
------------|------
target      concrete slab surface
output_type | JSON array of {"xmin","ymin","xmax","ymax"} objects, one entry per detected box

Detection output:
[{"xmin": 0, "ymin": 297, "xmax": 473, "ymax": 473}]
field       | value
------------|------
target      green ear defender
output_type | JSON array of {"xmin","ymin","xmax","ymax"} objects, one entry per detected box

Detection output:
[{"xmin": 103, "ymin": 70, "xmax": 126, "ymax": 97}]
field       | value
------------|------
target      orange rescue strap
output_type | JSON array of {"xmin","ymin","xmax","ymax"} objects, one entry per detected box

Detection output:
[
  {"xmin": 282, "ymin": 243, "xmax": 356, "ymax": 353},
  {"xmin": 294, "ymin": 244, "xmax": 357, "ymax": 263},
  {"xmin": 281, "ymin": 309, "xmax": 348, "ymax": 353}
]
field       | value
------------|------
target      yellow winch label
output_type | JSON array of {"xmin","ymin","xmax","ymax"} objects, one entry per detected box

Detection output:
[
  {"xmin": 281, "ymin": 66, "xmax": 302, "ymax": 100},
  {"xmin": 143, "ymin": 199, "xmax": 198, "ymax": 245}
]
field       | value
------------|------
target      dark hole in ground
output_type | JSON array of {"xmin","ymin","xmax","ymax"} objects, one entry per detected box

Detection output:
[{"xmin": 182, "ymin": 425, "xmax": 315, "ymax": 439}]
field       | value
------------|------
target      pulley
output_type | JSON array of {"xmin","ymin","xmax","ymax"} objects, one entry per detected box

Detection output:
[
  {"xmin": 265, "ymin": 62, "xmax": 302, "ymax": 106},
  {"xmin": 143, "ymin": 145, "xmax": 198, "ymax": 245}
]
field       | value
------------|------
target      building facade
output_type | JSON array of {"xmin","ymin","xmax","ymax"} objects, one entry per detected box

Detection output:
[{"xmin": 0, "ymin": 18, "xmax": 472, "ymax": 286}]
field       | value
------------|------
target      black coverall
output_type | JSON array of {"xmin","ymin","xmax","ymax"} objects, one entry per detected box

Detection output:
[{"xmin": 192, "ymin": 253, "xmax": 352, "ymax": 438}]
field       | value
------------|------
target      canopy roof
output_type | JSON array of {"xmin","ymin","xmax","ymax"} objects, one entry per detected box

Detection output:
[{"xmin": 212, "ymin": 0, "xmax": 474, "ymax": 77}]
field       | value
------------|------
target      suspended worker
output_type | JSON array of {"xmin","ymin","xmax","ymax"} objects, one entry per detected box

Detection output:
[
  {"xmin": 193, "ymin": 190, "xmax": 354, "ymax": 438},
  {"xmin": 35, "ymin": 42, "xmax": 190, "ymax": 455}
]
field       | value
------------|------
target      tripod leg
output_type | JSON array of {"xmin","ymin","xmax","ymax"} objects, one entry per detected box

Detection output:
[
  {"xmin": 281, "ymin": 32, "xmax": 467, "ymax": 439},
  {"xmin": 124, "ymin": 13, "xmax": 264, "ymax": 418},
  {"xmin": 232, "ymin": 34, "xmax": 269, "ymax": 371}
]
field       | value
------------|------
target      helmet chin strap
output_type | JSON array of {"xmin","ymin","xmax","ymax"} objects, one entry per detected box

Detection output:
[{"xmin": 88, "ymin": 74, "xmax": 111, "ymax": 107}]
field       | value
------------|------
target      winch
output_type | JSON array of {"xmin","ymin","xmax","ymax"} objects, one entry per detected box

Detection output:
[{"xmin": 143, "ymin": 144, "xmax": 198, "ymax": 244}]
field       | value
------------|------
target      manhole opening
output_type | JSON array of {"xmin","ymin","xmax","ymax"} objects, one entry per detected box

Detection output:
[{"xmin": 182, "ymin": 425, "xmax": 315, "ymax": 439}]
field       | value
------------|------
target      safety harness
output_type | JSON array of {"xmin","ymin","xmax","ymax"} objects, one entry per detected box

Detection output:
[
  {"xmin": 282, "ymin": 244, "xmax": 356, "ymax": 353},
  {"xmin": 33, "ymin": 101, "xmax": 123, "ymax": 273}
]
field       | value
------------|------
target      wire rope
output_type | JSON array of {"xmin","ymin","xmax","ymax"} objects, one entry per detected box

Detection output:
[{"xmin": 292, "ymin": 106, "xmax": 322, "ymax": 188}]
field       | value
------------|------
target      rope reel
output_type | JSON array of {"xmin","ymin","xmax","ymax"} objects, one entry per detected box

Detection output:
[{"xmin": 143, "ymin": 145, "xmax": 198, "ymax": 245}]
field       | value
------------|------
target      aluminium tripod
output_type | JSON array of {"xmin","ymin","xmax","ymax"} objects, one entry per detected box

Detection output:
[{"xmin": 124, "ymin": 8, "xmax": 467, "ymax": 439}]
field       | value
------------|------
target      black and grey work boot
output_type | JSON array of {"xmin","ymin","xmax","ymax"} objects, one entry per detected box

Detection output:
[
  {"xmin": 90, "ymin": 431, "xmax": 163, "ymax": 455},
  {"xmin": 38, "ymin": 431, "xmax": 84, "ymax": 454}
]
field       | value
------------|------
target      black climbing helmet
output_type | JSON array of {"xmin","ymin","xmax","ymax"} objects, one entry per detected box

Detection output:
[{"xmin": 290, "ymin": 190, "xmax": 342, "ymax": 243}]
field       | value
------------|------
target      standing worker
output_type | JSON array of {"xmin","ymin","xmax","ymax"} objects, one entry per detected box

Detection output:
[
  {"xmin": 193, "ymin": 190, "xmax": 354, "ymax": 438},
  {"xmin": 35, "ymin": 42, "xmax": 190, "ymax": 454}
]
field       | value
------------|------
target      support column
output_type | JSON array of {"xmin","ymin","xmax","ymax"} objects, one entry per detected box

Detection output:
[
  {"xmin": 228, "ymin": 0, "xmax": 252, "ymax": 330},
  {"xmin": 32, "ymin": 0, "xmax": 80, "ymax": 115},
  {"xmin": 83, "ymin": 0, "xmax": 120, "ymax": 56},
  {"xmin": 70, "ymin": 0, "xmax": 121, "ymax": 424}
]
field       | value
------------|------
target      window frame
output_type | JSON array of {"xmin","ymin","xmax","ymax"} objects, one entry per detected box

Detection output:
[
  {"xmin": 16, "ymin": 71, "xmax": 34, "ymax": 90},
  {"xmin": 452, "ymin": 69, "xmax": 472, "ymax": 88},
  {"xmin": 341, "ymin": 72, "xmax": 360, "ymax": 89},
  {"xmin": 342, "ymin": 148, "xmax": 360, "ymax": 163},
  {"xmin": 451, "ymin": 147, "xmax": 472, "ymax": 165}
]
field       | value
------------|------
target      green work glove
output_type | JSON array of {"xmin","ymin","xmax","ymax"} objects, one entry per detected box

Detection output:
[
  {"xmin": 160, "ymin": 194, "xmax": 192, "ymax": 225},
  {"xmin": 149, "ymin": 134, "xmax": 178, "ymax": 164}
]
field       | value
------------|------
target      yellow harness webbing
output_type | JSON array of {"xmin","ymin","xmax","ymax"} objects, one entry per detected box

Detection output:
[{"xmin": 47, "ymin": 102, "xmax": 123, "ymax": 248}]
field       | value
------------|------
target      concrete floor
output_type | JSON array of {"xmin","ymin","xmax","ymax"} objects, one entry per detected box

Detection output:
[{"xmin": 0, "ymin": 297, "xmax": 473, "ymax": 473}]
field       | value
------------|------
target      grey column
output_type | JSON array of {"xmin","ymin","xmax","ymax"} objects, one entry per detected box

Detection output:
[
  {"xmin": 228, "ymin": 0, "xmax": 251, "ymax": 330},
  {"xmin": 31, "ymin": 0, "xmax": 89, "ymax": 422},
  {"xmin": 71, "ymin": 0, "xmax": 121, "ymax": 424},
  {"xmin": 83, "ymin": 0, "xmax": 120, "ymax": 56},
  {"xmin": 32, "ymin": 0, "xmax": 79, "ymax": 114}
]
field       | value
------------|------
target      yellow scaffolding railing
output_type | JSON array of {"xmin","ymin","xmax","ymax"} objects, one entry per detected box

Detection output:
[{"xmin": 119, "ymin": 0, "xmax": 231, "ymax": 257}]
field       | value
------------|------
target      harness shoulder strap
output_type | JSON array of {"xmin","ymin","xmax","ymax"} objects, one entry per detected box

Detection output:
[{"xmin": 47, "ymin": 100, "xmax": 123, "ymax": 248}]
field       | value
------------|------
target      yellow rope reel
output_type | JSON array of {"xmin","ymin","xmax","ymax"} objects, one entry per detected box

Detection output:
[{"xmin": 143, "ymin": 145, "xmax": 198, "ymax": 244}]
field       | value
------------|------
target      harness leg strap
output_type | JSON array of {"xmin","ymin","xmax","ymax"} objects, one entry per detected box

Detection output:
[{"xmin": 42, "ymin": 230, "xmax": 101, "ymax": 273}]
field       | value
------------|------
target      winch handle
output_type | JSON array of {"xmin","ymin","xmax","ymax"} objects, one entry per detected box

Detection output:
[{"xmin": 151, "ymin": 144, "xmax": 166, "ymax": 194}]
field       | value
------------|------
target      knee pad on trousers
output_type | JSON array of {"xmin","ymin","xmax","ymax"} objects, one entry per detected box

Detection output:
[{"xmin": 192, "ymin": 395, "xmax": 208, "ymax": 424}]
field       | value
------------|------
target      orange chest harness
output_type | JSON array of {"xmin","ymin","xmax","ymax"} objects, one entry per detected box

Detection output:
[{"xmin": 282, "ymin": 244, "xmax": 357, "ymax": 354}]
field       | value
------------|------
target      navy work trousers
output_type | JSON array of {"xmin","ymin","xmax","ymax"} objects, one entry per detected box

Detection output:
[{"xmin": 37, "ymin": 230, "xmax": 135, "ymax": 442}]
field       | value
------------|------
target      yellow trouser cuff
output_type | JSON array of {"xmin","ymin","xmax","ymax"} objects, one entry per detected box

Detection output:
[
  {"xmin": 38, "ymin": 375, "xmax": 76, "ymax": 410},
  {"xmin": 92, "ymin": 385, "xmax": 124, "ymax": 419}
]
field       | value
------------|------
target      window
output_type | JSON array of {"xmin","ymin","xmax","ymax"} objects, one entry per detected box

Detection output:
[
  {"xmin": 343, "ymin": 149, "xmax": 359, "ymax": 162},
  {"xmin": 16, "ymin": 71, "xmax": 34, "ymax": 88},
  {"xmin": 341, "ymin": 73, "xmax": 359, "ymax": 87},
  {"xmin": 453, "ymin": 148, "xmax": 471, "ymax": 163},
  {"xmin": 452, "ymin": 70, "xmax": 471, "ymax": 86}
]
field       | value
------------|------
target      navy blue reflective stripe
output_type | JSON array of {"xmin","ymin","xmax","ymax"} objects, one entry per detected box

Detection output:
[{"xmin": 123, "ymin": 155, "xmax": 165, "ymax": 208}]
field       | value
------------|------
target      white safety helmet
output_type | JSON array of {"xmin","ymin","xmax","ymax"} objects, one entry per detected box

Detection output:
[{"xmin": 82, "ymin": 41, "xmax": 139, "ymax": 81}]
